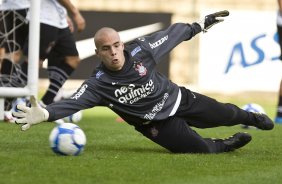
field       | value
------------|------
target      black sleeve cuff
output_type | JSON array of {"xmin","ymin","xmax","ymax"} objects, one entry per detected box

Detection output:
[{"xmin": 191, "ymin": 22, "xmax": 202, "ymax": 34}]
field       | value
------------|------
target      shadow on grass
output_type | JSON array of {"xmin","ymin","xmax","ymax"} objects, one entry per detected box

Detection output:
[{"xmin": 98, "ymin": 144, "xmax": 170, "ymax": 154}]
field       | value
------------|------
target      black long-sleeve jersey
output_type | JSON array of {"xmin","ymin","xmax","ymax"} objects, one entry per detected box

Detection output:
[{"xmin": 46, "ymin": 22, "xmax": 202, "ymax": 126}]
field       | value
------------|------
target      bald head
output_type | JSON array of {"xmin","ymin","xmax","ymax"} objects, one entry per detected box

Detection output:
[
  {"xmin": 93, "ymin": 27, "xmax": 125, "ymax": 71},
  {"xmin": 94, "ymin": 27, "xmax": 120, "ymax": 49}
]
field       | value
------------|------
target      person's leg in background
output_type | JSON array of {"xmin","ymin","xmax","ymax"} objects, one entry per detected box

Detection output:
[
  {"xmin": 40, "ymin": 27, "xmax": 80, "ymax": 106},
  {"xmin": 40, "ymin": 52, "xmax": 79, "ymax": 106},
  {"xmin": 275, "ymin": 80, "xmax": 282, "ymax": 123},
  {"xmin": 275, "ymin": 17, "xmax": 282, "ymax": 124}
]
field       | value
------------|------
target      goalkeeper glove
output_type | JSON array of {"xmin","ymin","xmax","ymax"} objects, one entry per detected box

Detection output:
[
  {"xmin": 198, "ymin": 10, "xmax": 229, "ymax": 33},
  {"xmin": 13, "ymin": 95, "xmax": 49, "ymax": 131}
]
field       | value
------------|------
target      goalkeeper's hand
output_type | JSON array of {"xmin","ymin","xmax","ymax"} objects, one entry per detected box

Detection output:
[
  {"xmin": 198, "ymin": 10, "xmax": 229, "ymax": 33},
  {"xmin": 12, "ymin": 95, "xmax": 49, "ymax": 131}
]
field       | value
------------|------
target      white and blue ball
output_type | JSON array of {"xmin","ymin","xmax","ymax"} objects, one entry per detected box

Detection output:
[
  {"xmin": 241, "ymin": 103, "xmax": 266, "ymax": 129},
  {"xmin": 63, "ymin": 111, "xmax": 83, "ymax": 123},
  {"xmin": 241, "ymin": 103, "xmax": 266, "ymax": 114},
  {"xmin": 49, "ymin": 123, "xmax": 86, "ymax": 156}
]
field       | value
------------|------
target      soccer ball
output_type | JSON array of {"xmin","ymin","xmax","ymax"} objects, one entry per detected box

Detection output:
[
  {"xmin": 4, "ymin": 97, "xmax": 27, "ymax": 123},
  {"xmin": 63, "ymin": 110, "xmax": 83, "ymax": 123},
  {"xmin": 241, "ymin": 103, "xmax": 266, "ymax": 114},
  {"xmin": 49, "ymin": 123, "xmax": 86, "ymax": 156},
  {"xmin": 241, "ymin": 103, "xmax": 266, "ymax": 129}
]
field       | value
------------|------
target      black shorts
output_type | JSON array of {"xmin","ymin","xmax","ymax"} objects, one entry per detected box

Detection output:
[
  {"xmin": 134, "ymin": 87, "xmax": 250, "ymax": 153},
  {"xmin": 23, "ymin": 23, "xmax": 78, "ymax": 60},
  {"xmin": 0, "ymin": 9, "xmax": 28, "ymax": 52}
]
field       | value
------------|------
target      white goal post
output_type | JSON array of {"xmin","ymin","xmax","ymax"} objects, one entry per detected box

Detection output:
[{"xmin": 0, "ymin": 0, "xmax": 41, "ymax": 120}]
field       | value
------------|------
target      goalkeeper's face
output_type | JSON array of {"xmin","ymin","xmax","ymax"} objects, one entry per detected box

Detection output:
[{"xmin": 95, "ymin": 28, "xmax": 125, "ymax": 71}]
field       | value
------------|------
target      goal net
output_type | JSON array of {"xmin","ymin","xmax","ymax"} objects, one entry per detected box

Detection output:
[
  {"xmin": 0, "ymin": 8, "xmax": 28, "ymax": 88},
  {"xmin": 0, "ymin": 0, "xmax": 41, "ymax": 120}
]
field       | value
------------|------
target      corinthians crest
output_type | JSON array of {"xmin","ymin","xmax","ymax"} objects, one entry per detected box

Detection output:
[{"xmin": 133, "ymin": 61, "xmax": 147, "ymax": 76}]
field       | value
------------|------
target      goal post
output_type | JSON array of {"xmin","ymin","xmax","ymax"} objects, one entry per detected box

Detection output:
[{"xmin": 0, "ymin": 0, "xmax": 41, "ymax": 120}]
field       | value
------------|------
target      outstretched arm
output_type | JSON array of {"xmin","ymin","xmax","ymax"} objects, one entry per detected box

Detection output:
[
  {"xmin": 140, "ymin": 10, "xmax": 229, "ymax": 62},
  {"xmin": 58, "ymin": 0, "xmax": 86, "ymax": 32},
  {"xmin": 13, "ymin": 80, "xmax": 100, "ymax": 131}
]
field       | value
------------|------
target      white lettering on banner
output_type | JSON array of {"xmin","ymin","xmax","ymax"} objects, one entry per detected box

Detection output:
[
  {"xmin": 71, "ymin": 84, "xmax": 88, "ymax": 100},
  {"xmin": 114, "ymin": 80, "xmax": 154, "ymax": 104},
  {"xmin": 144, "ymin": 93, "xmax": 169, "ymax": 120},
  {"xmin": 149, "ymin": 35, "xmax": 168, "ymax": 49}
]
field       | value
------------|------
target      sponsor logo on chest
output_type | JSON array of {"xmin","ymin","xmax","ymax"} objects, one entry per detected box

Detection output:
[
  {"xmin": 114, "ymin": 79, "xmax": 154, "ymax": 104},
  {"xmin": 149, "ymin": 35, "xmax": 168, "ymax": 49}
]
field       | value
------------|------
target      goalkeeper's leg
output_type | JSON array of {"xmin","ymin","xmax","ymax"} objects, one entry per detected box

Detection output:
[{"xmin": 134, "ymin": 117, "xmax": 251, "ymax": 153}]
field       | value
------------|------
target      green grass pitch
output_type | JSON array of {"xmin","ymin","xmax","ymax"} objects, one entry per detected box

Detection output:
[{"xmin": 0, "ymin": 92, "xmax": 281, "ymax": 184}]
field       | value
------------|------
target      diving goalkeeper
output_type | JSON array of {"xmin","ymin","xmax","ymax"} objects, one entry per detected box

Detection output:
[{"xmin": 13, "ymin": 10, "xmax": 274, "ymax": 154}]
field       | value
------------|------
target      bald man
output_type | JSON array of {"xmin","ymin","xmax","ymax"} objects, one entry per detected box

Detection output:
[{"xmin": 13, "ymin": 11, "xmax": 274, "ymax": 154}]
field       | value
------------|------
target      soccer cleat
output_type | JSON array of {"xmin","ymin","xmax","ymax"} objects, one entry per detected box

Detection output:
[
  {"xmin": 240, "ymin": 124, "xmax": 257, "ymax": 130},
  {"xmin": 252, "ymin": 112, "xmax": 274, "ymax": 130},
  {"xmin": 275, "ymin": 116, "xmax": 282, "ymax": 124},
  {"xmin": 222, "ymin": 132, "xmax": 252, "ymax": 152}
]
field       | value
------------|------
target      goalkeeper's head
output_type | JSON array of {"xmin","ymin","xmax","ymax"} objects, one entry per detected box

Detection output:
[{"xmin": 94, "ymin": 27, "xmax": 125, "ymax": 72}]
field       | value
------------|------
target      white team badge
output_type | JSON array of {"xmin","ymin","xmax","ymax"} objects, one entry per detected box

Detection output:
[{"xmin": 134, "ymin": 61, "xmax": 147, "ymax": 76}]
